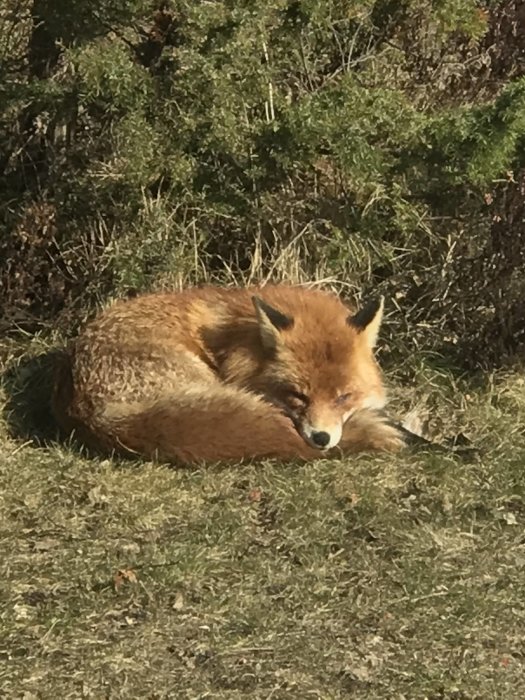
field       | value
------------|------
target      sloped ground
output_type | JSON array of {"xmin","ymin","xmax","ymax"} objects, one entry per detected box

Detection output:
[{"xmin": 1, "ymin": 336, "xmax": 524, "ymax": 699}]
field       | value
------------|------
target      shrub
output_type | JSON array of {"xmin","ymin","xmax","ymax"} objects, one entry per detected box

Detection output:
[{"xmin": 1, "ymin": 0, "xmax": 524, "ymax": 366}]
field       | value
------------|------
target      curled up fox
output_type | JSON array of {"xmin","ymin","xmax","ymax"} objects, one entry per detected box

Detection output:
[{"xmin": 52, "ymin": 285, "xmax": 406, "ymax": 464}]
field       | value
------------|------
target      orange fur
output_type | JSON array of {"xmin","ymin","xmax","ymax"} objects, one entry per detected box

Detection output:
[{"xmin": 52, "ymin": 285, "xmax": 404, "ymax": 464}]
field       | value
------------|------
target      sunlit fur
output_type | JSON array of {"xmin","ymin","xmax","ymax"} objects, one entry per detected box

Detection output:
[{"xmin": 52, "ymin": 285, "xmax": 403, "ymax": 465}]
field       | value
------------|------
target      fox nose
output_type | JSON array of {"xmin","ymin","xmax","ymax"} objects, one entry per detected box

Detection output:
[{"xmin": 311, "ymin": 430, "xmax": 331, "ymax": 448}]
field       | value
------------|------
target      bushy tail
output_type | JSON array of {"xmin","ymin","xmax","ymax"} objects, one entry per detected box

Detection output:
[
  {"xmin": 104, "ymin": 403, "xmax": 406, "ymax": 464},
  {"xmin": 54, "ymin": 376, "xmax": 405, "ymax": 464},
  {"xmin": 77, "ymin": 387, "xmax": 322, "ymax": 464}
]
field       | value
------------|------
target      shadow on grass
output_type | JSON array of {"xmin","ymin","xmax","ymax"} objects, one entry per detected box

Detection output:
[
  {"xmin": 1, "ymin": 348, "xmax": 149, "ymax": 467},
  {"xmin": 2, "ymin": 349, "xmax": 65, "ymax": 446}
]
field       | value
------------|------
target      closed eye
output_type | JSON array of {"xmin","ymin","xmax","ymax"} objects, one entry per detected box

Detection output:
[
  {"xmin": 287, "ymin": 389, "xmax": 310, "ymax": 407},
  {"xmin": 335, "ymin": 392, "xmax": 352, "ymax": 405}
]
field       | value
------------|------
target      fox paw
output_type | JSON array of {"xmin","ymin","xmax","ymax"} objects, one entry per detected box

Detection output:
[
  {"xmin": 367, "ymin": 415, "xmax": 407, "ymax": 452},
  {"xmin": 338, "ymin": 410, "xmax": 406, "ymax": 454}
]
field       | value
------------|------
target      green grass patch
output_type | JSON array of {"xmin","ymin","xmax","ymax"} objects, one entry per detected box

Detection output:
[{"xmin": 1, "ymin": 337, "xmax": 525, "ymax": 698}]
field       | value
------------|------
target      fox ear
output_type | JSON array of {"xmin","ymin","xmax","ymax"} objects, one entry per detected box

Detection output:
[
  {"xmin": 252, "ymin": 296, "xmax": 294, "ymax": 350},
  {"xmin": 348, "ymin": 297, "xmax": 384, "ymax": 348}
]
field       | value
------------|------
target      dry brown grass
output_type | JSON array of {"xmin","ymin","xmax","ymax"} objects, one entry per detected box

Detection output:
[{"xmin": 1, "ymin": 333, "xmax": 525, "ymax": 699}]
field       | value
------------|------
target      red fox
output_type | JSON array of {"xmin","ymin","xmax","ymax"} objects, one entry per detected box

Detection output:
[{"xmin": 52, "ymin": 285, "xmax": 404, "ymax": 464}]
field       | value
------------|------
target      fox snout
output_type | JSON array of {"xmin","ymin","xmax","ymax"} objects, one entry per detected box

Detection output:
[
  {"xmin": 298, "ymin": 418, "xmax": 345, "ymax": 451},
  {"xmin": 296, "ymin": 395, "xmax": 384, "ymax": 451}
]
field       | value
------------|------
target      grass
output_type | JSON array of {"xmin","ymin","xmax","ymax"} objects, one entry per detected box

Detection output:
[{"xmin": 1, "ymin": 334, "xmax": 525, "ymax": 699}]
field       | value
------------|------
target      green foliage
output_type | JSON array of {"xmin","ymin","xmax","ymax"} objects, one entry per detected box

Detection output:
[
  {"xmin": 414, "ymin": 77, "xmax": 525, "ymax": 187},
  {"xmin": 1, "ymin": 0, "xmax": 524, "ymax": 366}
]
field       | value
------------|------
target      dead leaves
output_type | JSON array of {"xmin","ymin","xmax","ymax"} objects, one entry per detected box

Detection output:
[
  {"xmin": 247, "ymin": 487, "xmax": 263, "ymax": 503},
  {"xmin": 113, "ymin": 568, "xmax": 138, "ymax": 592}
]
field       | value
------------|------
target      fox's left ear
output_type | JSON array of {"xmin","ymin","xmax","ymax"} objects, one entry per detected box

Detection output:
[
  {"xmin": 252, "ymin": 296, "xmax": 294, "ymax": 351},
  {"xmin": 347, "ymin": 297, "xmax": 384, "ymax": 348}
]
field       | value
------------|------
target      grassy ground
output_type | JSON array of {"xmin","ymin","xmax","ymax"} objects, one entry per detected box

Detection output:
[{"xmin": 1, "ymin": 334, "xmax": 525, "ymax": 699}]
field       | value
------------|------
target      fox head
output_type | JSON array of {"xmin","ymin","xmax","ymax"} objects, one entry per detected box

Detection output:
[{"xmin": 250, "ymin": 293, "xmax": 387, "ymax": 451}]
